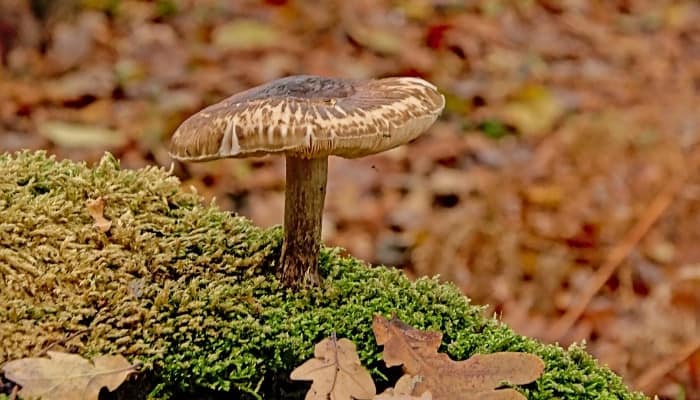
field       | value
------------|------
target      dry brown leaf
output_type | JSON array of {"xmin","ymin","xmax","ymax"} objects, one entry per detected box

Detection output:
[
  {"xmin": 374, "ymin": 374, "xmax": 433, "ymax": 399},
  {"xmin": 43, "ymin": 65, "xmax": 117, "ymax": 103},
  {"xmin": 372, "ymin": 315, "xmax": 545, "ymax": 400},
  {"xmin": 291, "ymin": 336, "xmax": 376, "ymax": 400},
  {"xmin": 85, "ymin": 197, "xmax": 111, "ymax": 232},
  {"xmin": 2, "ymin": 351, "xmax": 138, "ymax": 400}
]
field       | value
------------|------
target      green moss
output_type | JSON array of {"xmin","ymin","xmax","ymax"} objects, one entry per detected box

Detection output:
[{"xmin": 0, "ymin": 151, "xmax": 646, "ymax": 399}]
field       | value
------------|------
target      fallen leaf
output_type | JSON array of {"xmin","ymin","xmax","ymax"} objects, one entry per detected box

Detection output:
[
  {"xmin": 45, "ymin": 12, "xmax": 107, "ymax": 73},
  {"xmin": 346, "ymin": 24, "xmax": 403, "ymax": 55},
  {"xmin": 372, "ymin": 315, "xmax": 544, "ymax": 400},
  {"xmin": 86, "ymin": 197, "xmax": 111, "ymax": 232},
  {"xmin": 524, "ymin": 184, "xmax": 564, "ymax": 208},
  {"xmin": 43, "ymin": 65, "xmax": 116, "ymax": 102},
  {"xmin": 39, "ymin": 120, "xmax": 127, "ymax": 149},
  {"xmin": 500, "ymin": 85, "xmax": 565, "ymax": 137},
  {"xmin": 2, "ymin": 351, "xmax": 138, "ymax": 400},
  {"xmin": 212, "ymin": 19, "xmax": 280, "ymax": 51},
  {"xmin": 291, "ymin": 336, "xmax": 376, "ymax": 400},
  {"xmin": 375, "ymin": 374, "xmax": 433, "ymax": 399},
  {"xmin": 397, "ymin": 0, "xmax": 434, "ymax": 21}
]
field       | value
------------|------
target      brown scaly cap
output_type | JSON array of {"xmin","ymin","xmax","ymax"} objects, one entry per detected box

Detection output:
[{"xmin": 169, "ymin": 75, "xmax": 445, "ymax": 161}]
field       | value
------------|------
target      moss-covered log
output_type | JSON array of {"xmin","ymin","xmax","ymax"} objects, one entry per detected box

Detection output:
[{"xmin": 0, "ymin": 151, "xmax": 645, "ymax": 399}]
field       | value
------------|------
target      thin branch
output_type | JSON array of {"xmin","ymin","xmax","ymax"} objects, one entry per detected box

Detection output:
[
  {"xmin": 634, "ymin": 340, "xmax": 700, "ymax": 393},
  {"xmin": 548, "ymin": 171, "xmax": 685, "ymax": 342}
]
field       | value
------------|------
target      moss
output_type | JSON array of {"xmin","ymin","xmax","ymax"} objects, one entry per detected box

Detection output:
[{"xmin": 0, "ymin": 151, "xmax": 646, "ymax": 399}]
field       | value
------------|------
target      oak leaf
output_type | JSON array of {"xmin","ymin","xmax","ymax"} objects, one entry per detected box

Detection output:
[
  {"xmin": 372, "ymin": 315, "xmax": 544, "ymax": 400},
  {"xmin": 374, "ymin": 375, "xmax": 433, "ymax": 399},
  {"xmin": 2, "ymin": 351, "xmax": 138, "ymax": 400},
  {"xmin": 291, "ymin": 336, "xmax": 376, "ymax": 400}
]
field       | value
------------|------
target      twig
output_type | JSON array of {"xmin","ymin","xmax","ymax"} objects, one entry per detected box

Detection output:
[
  {"xmin": 35, "ymin": 328, "xmax": 90, "ymax": 357},
  {"xmin": 548, "ymin": 172, "xmax": 685, "ymax": 342},
  {"xmin": 634, "ymin": 340, "xmax": 700, "ymax": 394}
]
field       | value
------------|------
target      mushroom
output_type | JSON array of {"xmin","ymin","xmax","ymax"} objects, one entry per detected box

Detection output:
[{"xmin": 169, "ymin": 75, "xmax": 444, "ymax": 287}]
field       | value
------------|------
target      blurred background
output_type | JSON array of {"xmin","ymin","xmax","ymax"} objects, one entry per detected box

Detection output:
[{"xmin": 1, "ymin": 0, "xmax": 699, "ymax": 397}]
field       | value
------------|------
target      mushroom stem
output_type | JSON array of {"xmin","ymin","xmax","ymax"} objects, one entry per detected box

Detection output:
[{"xmin": 279, "ymin": 155, "xmax": 328, "ymax": 287}]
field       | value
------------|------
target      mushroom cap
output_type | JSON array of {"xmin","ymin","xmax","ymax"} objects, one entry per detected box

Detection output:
[{"xmin": 169, "ymin": 75, "xmax": 445, "ymax": 161}]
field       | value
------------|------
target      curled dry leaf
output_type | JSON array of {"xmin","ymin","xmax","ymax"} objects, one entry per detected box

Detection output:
[
  {"xmin": 291, "ymin": 336, "xmax": 376, "ymax": 400},
  {"xmin": 85, "ymin": 197, "xmax": 111, "ymax": 232},
  {"xmin": 1, "ymin": 351, "xmax": 138, "ymax": 400},
  {"xmin": 374, "ymin": 374, "xmax": 433, "ymax": 400},
  {"xmin": 372, "ymin": 315, "xmax": 545, "ymax": 400}
]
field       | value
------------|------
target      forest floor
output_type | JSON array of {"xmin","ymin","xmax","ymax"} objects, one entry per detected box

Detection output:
[{"xmin": 1, "ymin": 0, "xmax": 699, "ymax": 398}]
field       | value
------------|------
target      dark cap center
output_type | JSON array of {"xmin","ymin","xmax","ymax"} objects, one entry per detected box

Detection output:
[{"xmin": 239, "ymin": 75, "xmax": 357, "ymax": 102}]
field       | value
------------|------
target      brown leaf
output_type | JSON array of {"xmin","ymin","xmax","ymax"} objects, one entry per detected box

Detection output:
[
  {"xmin": 291, "ymin": 336, "xmax": 376, "ymax": 400},
  {"xmin": 45, "ymin": 12, "xmax": 106, "ymax": 73},
  {"xmin": 2, "ymin": 351, "xmax": 138, "ymax": 400},
  {"xmin": 374, "ymin": 375, "xmax": 433, "ymax": 399},
  {"xmin": 86, "ymin": 197, "xmax": 111, "ymax": 232},
  {"xmin": 43, "ymin": 65, "xmax": 116, "ymax": 102},
  {"xmin": 524, "ymin": 184, "xmax": 564, "ymax": 208},
  {"xmin": 372, "ymin": 315, "xmax": 545, "ymax": 400}
]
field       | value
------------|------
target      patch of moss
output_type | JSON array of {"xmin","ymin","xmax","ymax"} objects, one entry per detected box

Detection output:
[{"xmin": 0, "ymin": 151, "xmax": 646, "ymax": 399}]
